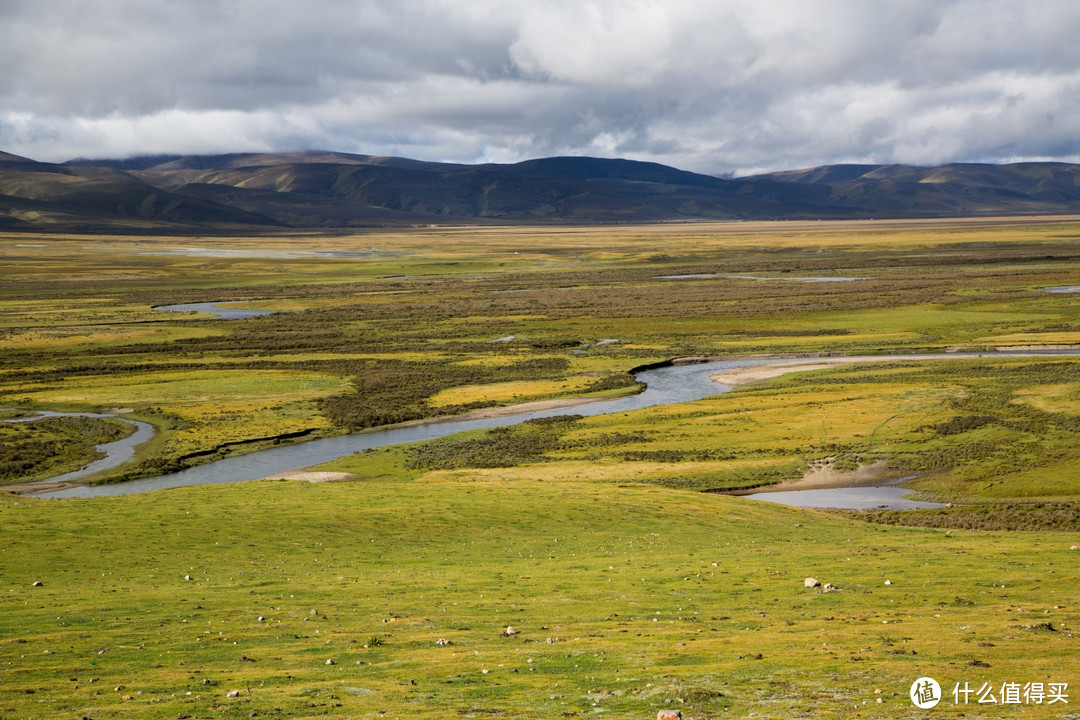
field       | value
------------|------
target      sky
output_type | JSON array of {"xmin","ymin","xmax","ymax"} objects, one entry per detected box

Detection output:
[{"xmin": 3, "ymin": 0, "xmax": 1080, "ymax": 176}]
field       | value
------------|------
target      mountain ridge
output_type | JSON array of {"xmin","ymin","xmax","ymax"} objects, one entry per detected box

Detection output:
[{"xmin": 3, "ymin": 150, "xmax": 1080, "ymax": 232}]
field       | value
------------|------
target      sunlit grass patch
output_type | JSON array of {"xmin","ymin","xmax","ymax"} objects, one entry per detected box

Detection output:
[
  {"xmin": 1012, "ymin": 382, "xmax": 1080, "ymax": 414},
  {"xmin": 426, "ymin": 377, "xmax": 599, "ymax": 407},
  {"xmin": 24, "ymin": 368, "xmax": 349, "ymax": 408},
  {"xmin": 979, "ymin": 331, "xmax": 1080, "ymax": 345},
  {"xmin": 0, "ymin": 324, "xmax": 222, "ymax": 350}
]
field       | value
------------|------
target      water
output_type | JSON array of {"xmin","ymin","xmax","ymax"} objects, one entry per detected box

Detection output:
[
  {"xmin": 144, "ymin": 248, "xmax": 385, "ymax": 259},
  {"xmin": 1045, "ymin": 285, "xmax": 1080, "ymax": 293},
  {"xmin": 155, "ymin": 302, "xmax": 276, "ymax": 320},
  {"xmin": 27, "ymin": 350, "xmax": 1080, "ymax": 502},
  {"xmin": 745, "ymin": 486, "xmax": 945, "ymax": 510},
  {"xmin": 1, "ymin": 411, "xmax": 155, "ymax": 484},
  {"xmin": 652, "ymin": 274, "xmax": 862, "ymax": 282},
  {"xmin": 34, "ymin": 359, "xmax": 769, "ymax": 499}
]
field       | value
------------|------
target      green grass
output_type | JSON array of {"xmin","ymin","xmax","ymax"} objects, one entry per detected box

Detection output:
[
  {"xmin": 3, "ymin": 219, "xmax": 1080, "ymax": 718},
  {"xmin": 2, "ymin": 220, "xmax": 1080, "ymax": 484},
  {"xmin": 2, "ymin": 480, "xmax": 1078, "ymax": 719}
]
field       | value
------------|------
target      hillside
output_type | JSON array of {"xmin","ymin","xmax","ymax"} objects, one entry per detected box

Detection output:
[
  {"xmin": 751, "ymin": 162, "xmax": 1080, "ymax": 216},
  {"xmin": 3, "ymin": 150, "xmax": 1080, "ymax": 231}
]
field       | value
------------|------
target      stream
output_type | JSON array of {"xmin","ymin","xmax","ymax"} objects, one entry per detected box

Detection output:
[{"xmin": 20, "ymin": 350, "xmax": 1080, "ymax": 506}]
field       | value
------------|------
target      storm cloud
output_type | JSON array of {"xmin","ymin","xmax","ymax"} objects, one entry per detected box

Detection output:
[{"xmin": 3, "ymin": 0, "xmax": 1080, "ymax": 174}]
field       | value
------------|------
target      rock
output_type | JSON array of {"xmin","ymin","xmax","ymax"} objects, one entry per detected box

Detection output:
[
  {"xmin": 184, "ymin": 575, "xmax": 192, "ymax": 581},
  {"xmin": 325, "ymin": 659, "xmax": 335, "ymax": 665},
  {"xmin": 257, "ymin": 616, "xmax": 264, "ymax": 622},
  {"xmin": 1071, "ymin": 545, "xmax": 1078, "ymax": 551},
  {"xmin": 823, "ymin": 583, "xmax": 839, "ymax": 593},
  {"xmin": 310, "ymin": 609, "xmax": 318, "ymax": 616},
  {"xmin": 121, "ymin": 694, "xmax": 133, "ymax": 701},
  {"xmin": 114, "ymin": 685, "xmax": 124, "ymax": 692},
  {"xmin": 884, "ymin": 580, "xmax": 892, "ymax": 586},
  {"xmin": 435, "ymin": 638, "xmax": 450, "ymax": 646},
  {"xmin": 226, "ymin": 690, "xmax": 240, "ymax": 698},
  {"xmin": 31, "ymin": 581, "xmax": 43, "ymax": 587},
  {"xmin": 657, "ymin": 710, "xmax": 683, "ymax": 720},
  {"xmin": 501, "ymin": 625, "xmax": 518, "ymax": 637},
  {"xmin": 804, "ymin": 577, "xmax": 821, "ymax": 588}
]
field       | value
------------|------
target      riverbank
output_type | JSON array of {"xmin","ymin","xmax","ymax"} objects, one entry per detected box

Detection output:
[{"xmin": 708, "ymin": 353, "xmax": 985, "ymax": 387}]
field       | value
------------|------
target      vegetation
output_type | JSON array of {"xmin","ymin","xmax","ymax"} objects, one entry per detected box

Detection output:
[
  {"xmin": 2, "ymin": 218, "xmax": 1080, "ymax": 489},
  {"xmin": 2, "ymin": 480, "xmax": 1078, "ymax": 719},
  {"xmin": 0, "ymin": 415, "xmax": 133, "ymax": 484},
  {"xmin": 2, "ymin": 218, "xmax": 1080, "ymax": 717}
]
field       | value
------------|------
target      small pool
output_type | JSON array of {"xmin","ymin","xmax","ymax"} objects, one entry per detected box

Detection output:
[
  {"xmin": 744, "ymin": 485, "xmax": 945, "ymax": 510},
  {"xmin": 155, "ymin": 302, "xmax": 276, "ymax": 320}
]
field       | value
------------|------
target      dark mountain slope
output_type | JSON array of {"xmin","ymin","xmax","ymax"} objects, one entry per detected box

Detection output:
[
  {"xmin": 4, "ymin": 150, "xmax": 1080, "ymax": 232},
  {"xmin": 0, "ymin": 154, "xmax": 280, "ymax": 230},
  {"xmin": 750, "ymin": 162, "xmax": 1080, "ymax": 216}
]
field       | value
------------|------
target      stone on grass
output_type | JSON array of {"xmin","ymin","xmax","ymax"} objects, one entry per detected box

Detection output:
[
  {"xmin": 226, "ymin": 690, "xmax": 241, "ymax": 698},
  {"xmin": 501, "ymin": 625, "xmax": 518, "ymax": 637},
  {"xmin": 31, "ymin": 581, "xmax": 43, "ymax": 587},
  {"xmin": 657, "ymin": 710, "xmax": 683, "ymax": 720},
  {"xmin": 326, "ymin": 659, "xmax": 335, "ymax": 665},
  {"xmin": 804, "ymin": 577, "xmax": 821, "ymax": 588}
]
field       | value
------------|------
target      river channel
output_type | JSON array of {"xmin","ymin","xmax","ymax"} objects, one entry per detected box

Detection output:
[{"xmin": 23, "ymin": 350, "xmax": 1080, "ymax": 505}]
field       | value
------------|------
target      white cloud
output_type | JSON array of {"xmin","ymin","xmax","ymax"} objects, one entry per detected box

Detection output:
[{"xmin": 2, "ymin": 0, "xmax": 1080, "ymax": 173}]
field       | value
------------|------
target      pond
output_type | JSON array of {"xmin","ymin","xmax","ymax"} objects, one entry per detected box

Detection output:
[
  {"xmin": 745, "ymin": 485, "xmax": 945, "ymax": 510},
  {"xmin": 155, "ymin": 302, "xmax": 277, "ymax": 320}
]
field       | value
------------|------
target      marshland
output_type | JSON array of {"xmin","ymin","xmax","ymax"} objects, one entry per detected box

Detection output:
[{"xmin": 2, "ymin": 217, "xmax": 1079, "ymax": 718}]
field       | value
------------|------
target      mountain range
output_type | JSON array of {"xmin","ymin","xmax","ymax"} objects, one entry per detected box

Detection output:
[{"xmin": 2, "ymin": 149, "xmax": 1080, "ymax": 232}]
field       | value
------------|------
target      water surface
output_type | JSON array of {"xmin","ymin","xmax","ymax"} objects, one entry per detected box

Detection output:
[
  {"xmin": 155, "ymin": 302, "xmax": 276, "ymax": 320},
  {"xmin": 2, "ymin": 411, "xmax": 155, "ymax": 484},
  {"xmin": 745, "ymin": 486, "xmax": 945, "ymax": 510},
  {"xmin": 31, "ymin": 350, "xmax": 1080, "ymax": 501}
]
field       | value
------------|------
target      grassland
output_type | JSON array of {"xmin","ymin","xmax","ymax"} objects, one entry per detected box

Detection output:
[
  {"xmin": 3, "ymin": 481, "xmax": 1078, "ymax": 719},
  {"xmin": 2, "ymin": 217, "xmax": 1080, "ymax": 717},
  {"xmin": 4, "ymin": 218, "xmax": 1080, "ymax": 490}
]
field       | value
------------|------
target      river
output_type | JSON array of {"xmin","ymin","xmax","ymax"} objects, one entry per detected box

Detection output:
[{"xmin": 21, "ymin": 350, "xmax": 1080, "ymax": 505}]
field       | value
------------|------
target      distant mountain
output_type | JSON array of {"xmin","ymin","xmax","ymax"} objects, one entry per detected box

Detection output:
[
  {"xmin": 749, "ymin": 162, "xmax": 1080, "ymax": 216},
  {"xmin": 0, "ymin": 153, "xmax": 280, "ymax": 231},
  {"xmin": 3, "ymin": 150, "xmax": 1080, "ymax": 232}
]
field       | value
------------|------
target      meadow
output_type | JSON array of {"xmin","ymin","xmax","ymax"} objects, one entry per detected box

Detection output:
[{"xmin": 2, "ymin": 217, "xmax": 1080, "ymax": 718}]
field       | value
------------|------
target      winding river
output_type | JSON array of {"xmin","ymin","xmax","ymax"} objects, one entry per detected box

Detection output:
[
  {"xmin": 19, "ymin": 350, "xmax": 1080, "ymax": 505},
  {"xmin": 1, "ymin": 412, "xmax": 155, "ymax": 484}
]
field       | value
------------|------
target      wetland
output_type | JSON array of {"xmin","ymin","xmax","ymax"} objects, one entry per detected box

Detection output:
[{"xmin": 2, "ymin": 217, "xmax": 1080, "ymax": 719}]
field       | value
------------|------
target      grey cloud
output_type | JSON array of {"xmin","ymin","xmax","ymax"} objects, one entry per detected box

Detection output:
[{"xmin": 2, "ymin": 0, "xmax": 1080, "ymax": 174}]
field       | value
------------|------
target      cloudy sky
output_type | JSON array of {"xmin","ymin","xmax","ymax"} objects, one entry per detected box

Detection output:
[{"xmin": 3, "ymin": 0, "xmax": 1080, "ymax": 175}]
